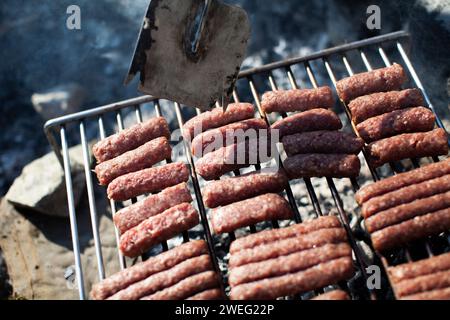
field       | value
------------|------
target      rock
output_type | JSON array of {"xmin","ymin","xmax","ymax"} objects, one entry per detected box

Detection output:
[
  {"xmin": 0, "ymin": 248, "xmax": 12, "ymax": 299},
  {"xmin": 5, "ymin": 145, "xmax": 86, "ymax": 218},
  {"xmin": 31, "ymin": 84, "xmax": 86, "ymax": 121},
  {"xmin": 0, "ymin": 196, "xmax": 121, "ymax": 300}
]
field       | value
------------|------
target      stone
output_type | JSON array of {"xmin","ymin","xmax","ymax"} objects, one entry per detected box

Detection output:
[
  {"xmin": 0, "ymin": 196, "xmax": 121, "ymax": 300},
  {"xmin": 5, "ymin": 145, "xmax": 87, "ymax": 218},
  {"xmin": 31, "ymin": 83, "xmax": 86, "ymax": 121}
]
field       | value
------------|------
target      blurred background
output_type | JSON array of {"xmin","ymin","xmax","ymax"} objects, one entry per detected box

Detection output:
[{"xmin": 0, "ymin": 0, "xmax": 449, "ymax": 299}]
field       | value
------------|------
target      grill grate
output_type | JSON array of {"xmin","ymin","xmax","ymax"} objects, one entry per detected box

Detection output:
[{"xmin": 44, "ymin": 31, "xmax": 449, "ymax": 300}]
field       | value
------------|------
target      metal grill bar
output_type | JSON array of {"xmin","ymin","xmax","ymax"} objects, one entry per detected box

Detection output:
[{"xmin": 44, "ymin": 31, "xmax": 449, "ymax": 300}]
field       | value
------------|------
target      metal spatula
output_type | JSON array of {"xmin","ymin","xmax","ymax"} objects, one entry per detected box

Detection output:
[{"xmin": 125, "ymin": 0, "xmax": 251, "ymax": 111}]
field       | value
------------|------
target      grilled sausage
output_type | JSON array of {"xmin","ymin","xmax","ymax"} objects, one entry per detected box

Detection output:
[
  {"xmin": 229, "ymin": 243, "xmax": 352, "ymax": 286},
  {"xmin": 393, "ymin": 270, "xmax": 450, "ymax": 298},
  {"xmin": 195, "ymin": 140, "xmax": 273, "ymax": 181},
  {"xmin": 362, "ymin": 174, "xmax": 450, "ymax": 218},
  {"xmin": 93, "ymin": 117, "xmax": 170, "ymax": 163},
  {"xmin": 401, "ymin": 287, "xmax": 450, "ymax": 300},
  {"xmin": 271, "ymin": 109, "xmax": 342, "ymax": 138},
  {"xmin": 284, "ymin": 154, "xmax": 361, "ymax": 179},
  {"xmin": 229, "ymin": 228, "xmax": 347, "ymax": 268},
  {"xmin": 90, "ymin": 240, "xmax": 208, "ymax": 300},
  {"xmin": 365, "ymin": 191, "xmax": 450, "ymax": 233},
  {"xmin": 349, "ymin": 89, "xmax": 424, "ymax": 124},
  {"xmin": 113, "ymin": 183, "xmax": 192, "ymax": 234},
  {"xmin": 119, "ymin": 203, "xmax": 200, "ymax": 258},
  {"xmin": 356, "ymin": 107, "xmax": 435, "ymax": 143},
  {"xmin": 107, "ymin": 162, "xmax": 190, "ymax": 201},
  {"xmin": 202, "ymin": 169, "xmax": 288, "ymax": 208},
  {"xmin": 282, "ymin": 131, "xmax": 363, "ymax": 156},
  {"xmin": 355, "ymin": 158, "xmax": 450, "ymax": 204},
  {"xmin": 229, "ymin": 257, "xmax": 354, "ymax": 300},
  {"xmin": 186, "ymin": 289, "xmax": 225, "ymax": 300},
  {"xmin": 230, "ymin": 215, "xmax": 342, "ymax": 253},
  {"xmin": 261, "ymin": 87, "xmax": 334, "ymax": 114},
  {"xmin": 95, "ymin": 137, "xmax": 172, "ymax": 185},
  {"xmin": 366, "ymin": 129, "xmax": 448, "ymax": 168},
  {"xmin": 191, "ymin": 118, "xmax": 268, "ymax": 157},
  {"xmin": 336, "ymin": 63, "xmax": 406, "ymax": 103},
  {"xmin": 141, "ymin": 271, "xmax": 220, "ymax": 300},
  {"xmin": 371, "ymin": 208, "xmax": 450, "ymax": 252},
  {"xmin": 211, "ymin": 194, "xmax": 293, "ymax": 234},
  {"xmin": 183, "ymin": 103, "xmax": 255, "ymax": 140},
  {"xmin": 312, "ymin": 290, "xmax": 350, "ymax": 300},
  {"xmin": 388, "ymin": 252, "xmax": 450, "ymax": 283},
  {"xmin": 108, "ymin": 255, "xmax": 213, "ymax": 300}
]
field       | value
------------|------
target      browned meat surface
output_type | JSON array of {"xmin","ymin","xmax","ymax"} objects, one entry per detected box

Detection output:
[
  {"xmin": 95, "ymin": 137, "xmax": 172, "ymax": 185},
  {"xmin": 271, "ymin": 109, "xmax": 342, "ymax": 138},
  {"xmin": 356, "ymin": 107, "xmax": 435, "ymax": 143},
  {"xmin": 119, "ymin": 203, "xmax": 200, "ymax": 258},
  {"xmin": 93, "ymin": 117, "xmax": 170, "ymax": 163},
  {"xmin": 211, "ymin": 193, "xmax": 293, "ymax": 234},
  {"xmin": 183, "ymin": 103, "xmax": 255, "ymax": 140},
  {"xmin": 282, "ymin": 131, "xmax": 363, "ymax": 156},
  {"xmin": 366, "ymin": 129, "xmax": 448, "ymax": 168},
  {"xmin": 186, "ymin": 288, "xmax": 225, "ymax": 300},
  {"xmin": 113, "ymin": 183, "xmax": 192, "ymax": 234},
  {"xmin": 371, "ymin": 208, "xmax": 450, "ymax": 252},
  {"xmin": 349, "ymin": 89, "xmax": 424, "ymax": 124},
  {"xmin": 229, "ymin": 257, "xmax": 354, "ymax": 300},
  {"xmin": 336, "ymin": 63, "xmax": 406, "ymax": 102},
  {"xmin": 312, "ymin": 290, "xmax": 350, "ymax": 300},
  {"xmin": 355, "ymin": 158, "xmax": 450, "ymax": 204},
  {"xmin": 90, "ymin": 240, "xmax": 208, "ymax": 300},
  {"xmin": 284, "ymin": 154, "xmax": 361, "ymax": 179},
  {"xmin": 191, "ymin": 118, "xmax": 268, "ymax": 157},
  {"xmin": 202, "ymin": 169, "xmax": 288, "ymax": 208},
  {"xmin": 261, "ymin": 87, "xmax": 334, "ymax": 114},
  {"xmin": 107, "ymin": 162, "xmax": 190, "ymax": 201},
  {"xmin": 230, "ymin": 216, "xmax": 341, "ymax": 253}
]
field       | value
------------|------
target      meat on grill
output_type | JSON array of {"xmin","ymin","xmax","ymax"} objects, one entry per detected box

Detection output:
[
  {"xmin": 186, "ymin": 288, "xmax": 225, "ymax": 300},
  {"xmin": 92, "ymin": 117, "xmax": 170, "ymax": 163},
  {"xmin": 141, "ymin": 271, "xmax": 221, "ymax": 300},
  {"xmin": 113, "ymin": 183, "xmax": 192, "ymax": 234},
  {"xmin": 230, "ymin": 215, "xmax": 342, "ymax": 253},
  {"xmin": 336, "ymin": 63, "xmax": 406, "ymax": 103},
  {"xmin": 355, "ymin": 158, "xmax": 450, "ymax": 204},
  {"xmin": 95, "ymin": 137, "xmax": 172, "ymax": 185},
  {"xmin": 229, "ymin": 257, "xmax": 354, "ymax": 300},
  {"xmin": 388, "ymin": 252, "xmax": 450, "ymax": 300},
  {"xmin": 356, "ymin": 107, "xmax": 435, "ymax": 143},
  {"xmin": 195, "ymin": 139, "xmax": 273, "ymax": 181},
  {"xmin": 119, "ymin": 203, "xmax": 200, "ymax": 258},
  {"xmin": 283, "ymin": 154, "xmax": 361, "ymax": 179},
  {"xmin": 366, "ymin": 129, "xmax": 448, "ymax": 168},
  {"xmin": 228, "ymin": 243, "xmax": 352, "ymax": 286},
  {"xmin": 183, "ymin": 103, "xmax": 255, "ymax": 141},
  {"xmin": 388, "ymin": 252, "xmax": 450, "ymax": 283},
  {"xmin": 365, "ymin": 191, "xmax": 450, "ymax": 233},
  {"xmin": 107, "ymin": 162, "xmax": 190, "ymax": 201},
  {"xmin": 191, "ymin": 118, "xmax": 268, "ymax": 157},
  {"xmin": 348, "ymin": 89, "xmax": 424, "ymax": 124},
  {"xmin": 202, "ymin": 169, "xmax": 288, "ymax": 208},
  {"xmin": 108, "ymin": 254, "xmax": 213, "ymax": 300},
  {"xmin": 271, "ymin": 109, "xmax": 342, "ymax": 138},
  {"xmin": 311, "ymin": 290, "xmax": 350, "ymax": 300},
  {"xmin": 229, "ymin": 228, "xmax": 347, "ymax": 268},
  {"xmin": 361, "ymin": 174, "xmax": 450, "ymax": 218},
  {"xmin": 370, "ymin": 208, "xmax": 450, "ymax": 252},
  {"xmin": 282, "ymin": 131, "xmax": 363, "ymax": 156},
  {"xmin": 211, "ymin": 193, "xmax": 293, "ymax": 234},
  {"xmin": 90, "ymin": 240, "xmax": 208, "ymax": 300},
  {"xmin": 261, "ymin": 86, "xmax": 334, "ymax": 114}
]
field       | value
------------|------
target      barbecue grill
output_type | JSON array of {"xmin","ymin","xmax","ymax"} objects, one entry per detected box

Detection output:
[{"xmin": 44, "ymin": 31, "xmax": 450, "ymax": 300}]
